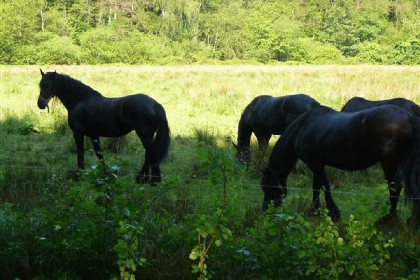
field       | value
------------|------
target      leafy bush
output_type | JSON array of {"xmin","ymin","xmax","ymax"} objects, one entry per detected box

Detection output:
[
  {"xmin": 286, "ymin": 38, "xmax": 344, "ymax": 64},
  {"xmin": 393, "ymin": 37, "xmax": 420, "ymax": 65},
  {"xmin": 353, "ymin": 41, "xmax": 393, "ymax": 64},
  {"xmin": 35, "ymin": 35, "xmax": 82, "ymax": 65},
  {"xmin": 243, "ymin": 209, "xmax": 393, "ymax": 280},
  {"xmin": 79, "ymin": 27, "xmax": 171, "ymax": 64}
]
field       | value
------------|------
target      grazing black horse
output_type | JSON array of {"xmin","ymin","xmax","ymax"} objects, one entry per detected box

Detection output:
[
  {"xmin": 342, "ymin": 96, "xmax": 420, "ymax": 116},
  {"xmin": 261, "ymin": 105, "xmax": 420, "ymax": 225},
  {"xmin": 234, "ymin": 94, "xmax": 320, "ymax": 165},
  {"xmin": 37, "ymin": 70, "xmax": 170, "ymax": 184}
]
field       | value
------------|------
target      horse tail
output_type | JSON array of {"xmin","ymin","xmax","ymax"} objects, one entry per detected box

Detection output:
[
  {"xmin": 151, "ymin": 103, "xmax": 171, "ymax": 167},
  {"xmin": 401, "ymin": 116, "xmax": 420, "ymax": 219}
]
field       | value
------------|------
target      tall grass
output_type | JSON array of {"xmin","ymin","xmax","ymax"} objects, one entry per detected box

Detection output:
[
  {"xmin": 1, "ymin": 65, "xmax": 419, "ymax": 136},
  {"xmin": 1, "ymin": 64, "xmax": 418, "ymax": 206}
]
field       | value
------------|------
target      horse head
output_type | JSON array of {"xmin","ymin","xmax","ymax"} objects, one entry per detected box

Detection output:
[
  {"xmin": 38, "ymin": 69, "xmax": 57, "ymax": 111},
  {"xmin": 260, "ymin": 167, "xmax": 287, "ymax": 211},
  {"xmin": 232, "ymin": 142, "xmax": 251, "ymax": 166}
]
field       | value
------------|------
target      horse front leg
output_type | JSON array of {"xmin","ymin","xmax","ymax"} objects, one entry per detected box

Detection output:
[
  {"xmin": 255, "ymin": 132, "xmax": 271, "ymax": 168},
  {"xmin": 310, "ymin": 173, "xmax": 322, "ymax": 214},
  {"xmin": 312, "ymin": 166, "xmax": 340, "ymax": 222},
  {"xmin": 73, "ymin": 131, "xmax": 85, "ymax": 179},
  {"xmin": 255, "ymin": 132, "xmax": 271, "ymax": 152},
  {"xmin": 236, "ymin": 121, "xmax": 252, "ymax": 166},
  {"xmin": 388, "ymin": 181, "xmax": 402, "ymax": 220}
]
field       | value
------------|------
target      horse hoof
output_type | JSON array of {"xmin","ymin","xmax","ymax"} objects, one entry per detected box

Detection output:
[
  {"xmin": 72, "ymin": 170, "xmax": 82, "ymax": 181},
  {"xmin": 150, "ymin": 177, "xmax": 162, "ymax": 186},
  {"xmin": 136, "ymin": 174, "xmax": 149, "ymax": 184},
  {"xmin": 406, "ymin": 216, "xmax": 420, "ymax": 228},
  {"xmin": 375, "ymin": 214, "xmax": 399, "ymax": 227},
  {"xmin": 328, "ymin": 207, "xmax": 341, "ymax": 223}
]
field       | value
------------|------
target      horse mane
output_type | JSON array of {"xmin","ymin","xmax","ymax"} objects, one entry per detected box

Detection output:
[{"xmin": 57, "ymin": 73, "xmax": 102, "ymax": 99}]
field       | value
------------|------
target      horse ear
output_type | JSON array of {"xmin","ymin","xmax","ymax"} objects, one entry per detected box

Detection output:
[{"xmin": 40, "ymin": 69, "xmax": 44, "ymax": 76}]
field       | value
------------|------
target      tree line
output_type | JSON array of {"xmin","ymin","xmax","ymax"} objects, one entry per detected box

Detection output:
[{"xmin": 1, "ymin": 0, "xmax": 419, "ymax": 65}]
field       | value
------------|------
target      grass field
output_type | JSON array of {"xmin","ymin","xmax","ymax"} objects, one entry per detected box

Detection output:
[{"xmin": 1, "ymin": 65, "xmax": 420, "ymax": 279}]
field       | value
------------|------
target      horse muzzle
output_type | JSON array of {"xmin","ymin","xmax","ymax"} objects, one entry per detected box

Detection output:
[{"xmin": 37, "ymin": 98, "xmax": 50, "ymax": 112}]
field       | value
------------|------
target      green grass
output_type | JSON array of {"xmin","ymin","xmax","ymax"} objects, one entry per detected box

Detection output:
[
  {"xmin": 1, "ymin": 64, "xmax": 419, "ymax": 222},
  {"xmin": 1, "ymin": 65, "xmax": 420, "ymax": 279}
]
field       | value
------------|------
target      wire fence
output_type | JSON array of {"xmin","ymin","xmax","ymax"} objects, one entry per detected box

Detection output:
[{"xmin": 1, "ymin": 162, "xmax": 416, "ymax": 205}]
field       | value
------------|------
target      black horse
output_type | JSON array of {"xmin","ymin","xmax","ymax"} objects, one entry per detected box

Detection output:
[
  {"xmin": 37, "ymin": 70, "xmax": 170, "ymax": 184},
  {"xmin": 234, "ymin": 94, "xmax": 320, "ymax": 165},
  {"xmin": 261, "ymin": 105, "xmax": 420, "ymax": 224},
  {"xmin": 342, "ymin": 96, "xmax": 420, "ymax": 116}
]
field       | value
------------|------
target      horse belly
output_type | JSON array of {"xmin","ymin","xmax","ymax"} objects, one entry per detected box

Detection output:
[
  {"xmin": 300, "ymin": 130, "xmax": 379, "ymax": 172},
  {"xmin": 77, "ymin": 117, "xmax": 132, "ymax": 138},
  {"xmin": 90, "ymin": 120, "xmax": 131, "ymax": 137},
  {"xmin": 325, "ymin": 155, "xmax": 378, "ymax": 171}
]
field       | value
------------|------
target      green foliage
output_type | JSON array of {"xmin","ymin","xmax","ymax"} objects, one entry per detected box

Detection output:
[
  {"xmin": 394, "ymin": 37, "xmax": 420, "ymax": 65},
  {"xmin": 286, "ymin": 38, "xmax": 344, "ymax": 64},
  {"xmin": 1, "ymin": 0, "xmax": 419, "ymax": 65},
  {"xmin": 79, "ymin": 27, "xmax": 171, "ymax": 64},
  {"xmin": 189, "ymin": 141, "xmax": 240, "ymax": 279},
  {"xmin": 36, "ymin": 35, "xmax": 82, "ymax": 65},
  {"xmin": 302, "ymin": 212, "xmax": 393, "ymax": 279},
  {"xmin": 244, "ymin": 209, "xmax": 394, "ymax": 279},
  {"xmin": 353, "ymin": 41, "xmax": 393, "ymax": 64},
  {"xmin": 114, "ymin": 218, "xmax": 146, "ymax": 280}
]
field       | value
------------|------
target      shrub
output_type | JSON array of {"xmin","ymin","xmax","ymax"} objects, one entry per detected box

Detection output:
[
  {"xmin": 353, "ymin": 41, "xmax": 393, "ymax": 64},
  {"xmin": 284, "ymin": 38, "xmax": 344, "ymax": 64},
  {"xmin": 79, "ymin": 27, "xmax": 171, "ymax": 64},
  {"xmin": 244, "ymin": 210, "xmax": 394, "ymax": 279},
  {"xmin": 35, "ymin": 35, "xmax": 82, "ymax": 65},
  {"xmin": 393, "ymin": 37, "xmax": 420, "ymax": 65}
]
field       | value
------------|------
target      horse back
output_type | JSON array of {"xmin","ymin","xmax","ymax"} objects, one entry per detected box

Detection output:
[
  {"xmin": 244, "ymin": 94, "xmax": 319, "ymax": 134},
  {"xmin": 295, "ymin": 105, "xmax": 413, "ymax": 170},
  {"xmin": 342, "ymin": 96, "xmax": 420, "ymax": 116}
]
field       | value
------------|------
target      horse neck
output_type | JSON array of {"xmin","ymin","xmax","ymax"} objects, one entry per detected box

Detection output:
[
  {"xmin": 268, "ymin": 140, "xmax": 297, "ymax": 180},
  {"xmin": 267, "ymin": 122, "xmax": 300, "ymax": 179},
  {"xmin": 55, "ymin": 75, "xmax": 102, "ymax": 111},
  {"xmin": 237, "ymin": 112, "xmax": 252, "ymax": 151}
]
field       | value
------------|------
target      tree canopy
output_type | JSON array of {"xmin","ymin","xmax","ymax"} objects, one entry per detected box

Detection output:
[{"xmin": 1, "ymin": 0, "xmax": 419, "ymax": 65}]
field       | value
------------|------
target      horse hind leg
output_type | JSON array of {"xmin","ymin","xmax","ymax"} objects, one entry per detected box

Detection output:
[
  {"xmin": 135, "ymin": 132, "xmax": 153, "ymax": 184},
  {"xmin": 255, "ymin": 132, "xmax": 271, "ymax": 167},
  {"xmin": 377, "ymin": 161, "xmax": 402, "ymax": 225},
  {"xmin": 91, "ymin": 137, "xmax": 109, "ymax": 172}
]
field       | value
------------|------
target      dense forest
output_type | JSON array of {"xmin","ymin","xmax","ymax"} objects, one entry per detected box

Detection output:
[{"xmin": 1, "ymin": 0, "xmax": 419, "ymax": 65}]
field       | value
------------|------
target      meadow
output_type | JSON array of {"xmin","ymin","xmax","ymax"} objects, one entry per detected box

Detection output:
[{"xmin": 0, "ymin": 65, "xmax": 420, "ymax": 279}]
